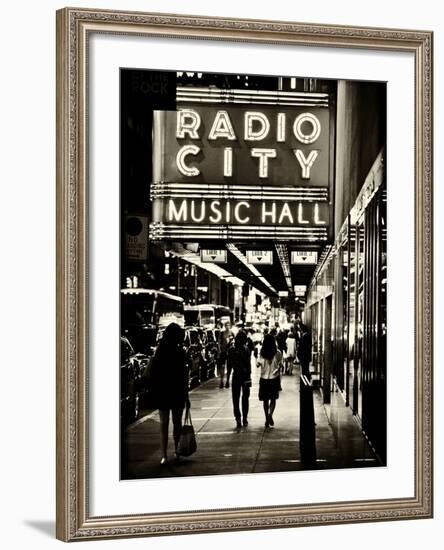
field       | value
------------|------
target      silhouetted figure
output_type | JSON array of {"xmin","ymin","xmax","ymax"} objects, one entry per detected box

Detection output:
[
  {"xmin": 149, "ymin": 323, "xmax": 189, "ymax": 465},
  {"xmin": 228, "ymin": 330, "xmax": 251, "ymax": 428},
  {"xmin": 246, "ymin": 329, "xmax": 258, "ymax": 358},
  {"xmin": 298, "ymin": 323, "xmax": 312, "ymax": 379},
  {"xmin": 276, "ymin": 329, "xmax": 288, "ymax": 373},
  {"xmin": 218, "ymin": 322, "xmax": 232, "ymax": 388},
  {"xmin": 285, "ymin": 330, "xmax": 297, "ymax": 375}
]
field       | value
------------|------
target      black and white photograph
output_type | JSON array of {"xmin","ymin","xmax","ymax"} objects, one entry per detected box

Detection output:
[
  {"xmin": 1, "ymin": 0, "xmax": 440, "ymax": 546},
  {"xmin": 119, "ymin": 68, "xmax": 387, "ymax": 480}
]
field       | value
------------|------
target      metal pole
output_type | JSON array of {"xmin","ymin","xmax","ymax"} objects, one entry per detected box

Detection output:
[
  {"xmin": 352, "ymin": 223, "xmax": 360, "ymax": 414},
  {"xmin": 194, "ymin": 266, "xmax": 198, "ymax": 304},
  {"xmin": 177, "ymin": 257, "xmax": 181, "ymax": 298},
  {"xmin": 345, "ymin": 215, "xmax": 351, "ymax": 407}
]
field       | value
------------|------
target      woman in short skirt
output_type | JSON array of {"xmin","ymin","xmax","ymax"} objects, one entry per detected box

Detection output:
[{"xmin": 257, "ymin": 334, "xmax": 283, "ymax": 428}]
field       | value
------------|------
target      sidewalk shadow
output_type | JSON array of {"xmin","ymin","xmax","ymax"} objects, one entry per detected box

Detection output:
[{"xmin": 23, "ymin": 520, "xmax": 55, "ymax": 538}]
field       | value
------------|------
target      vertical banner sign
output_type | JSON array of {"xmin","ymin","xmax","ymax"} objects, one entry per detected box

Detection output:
[
  {"xmin": 151, "ymin": 87, "xmax": 333, "ymax": 242},
  {"xmin": 125, "ymin": 215, "xmax": 149, "ymax": 261}
]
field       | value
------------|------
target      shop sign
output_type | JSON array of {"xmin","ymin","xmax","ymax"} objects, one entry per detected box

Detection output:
[
  {"xmin": 291, "ymin": 251, "xmax": 319, "ymax": 265},
  {"xmin": 200, "ymin": 249, "xmax": 227, "ymax": 263},
  {"xmin": 246, "ymin": 250, "xmax": 273, "ymax": 265},
  {"xmin": 125, "ymin": 215, "xmax": 148, "ymax": 261},
  {"xmin": 294, "ymin": 285, "xmax": 307, "ymax": 296}
]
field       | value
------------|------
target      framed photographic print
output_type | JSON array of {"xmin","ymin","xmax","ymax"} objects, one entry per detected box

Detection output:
[{"xmin": 56, "ymin": 7, "xmax": 433, "ymax": 541}]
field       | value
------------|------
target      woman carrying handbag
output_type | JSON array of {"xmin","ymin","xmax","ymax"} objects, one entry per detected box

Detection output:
[
  {"xmin": 149, "ymin": 322, "xmax": 190, "ymax": 465},
  {"xmin": 176, "ymin": 403, "xmax": 197, "ymax": 458}
]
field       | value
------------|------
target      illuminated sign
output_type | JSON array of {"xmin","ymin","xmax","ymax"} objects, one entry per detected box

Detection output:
[
  {"xmin": 294, "ymin": 285, "xmax": 307, "ymax": 296},
  {"xmin": 155, "ymin": 104, "xmax": 330, "ymax": 187},
  {"xmin": 158, "ymin": 199, "xmax": 328, "ymax": 226},
  {"xmin": 246, "ymin": 250, "xmax": 273, "ymax": 265},
  {"xmin": 151, "ymin": 88, "xmax": 333, "ymax": 242},
  {"xmin": 200, "ymin": 249, "xmax": 227, "ymax": 263},
  {"xmin": 291, "ymin": 251, "xmax": 319, "ymax": 265}
]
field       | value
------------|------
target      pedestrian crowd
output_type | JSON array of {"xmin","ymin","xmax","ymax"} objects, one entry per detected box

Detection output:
[
  {"xmin": 148, "ymin": 319, "xmax": 312, "ymax": 464},
  {"xmin": 217, "ymin": 320, "xmax": 312, "ymax": 429}
]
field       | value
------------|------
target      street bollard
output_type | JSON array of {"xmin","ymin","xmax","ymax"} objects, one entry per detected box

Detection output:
[{"xmin": 299, "ymin": 374, "xmax": 317, "ymax": 467}]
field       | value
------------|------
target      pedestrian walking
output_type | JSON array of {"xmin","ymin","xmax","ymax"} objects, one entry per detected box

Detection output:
[
  {"xmin": 228, "ymin": 330, "xmax": 252, "ymax": 429},
  {"xmin": 285, "ymin": 330, "xmax": 297, "ymax": 375},
  {"xmin": 276, "ymin": 328, "xmax": 288, "ymax": 374},
  {"xmin": 149, "ymin": 322, "xmax": 190, "ymax": 465},
  {"xmin": 298, "ymin": 323, "xmax": 312, "ymax": 378},
  {"xmin": 257, "ymin": 334, "xmax": 283, "ymax": 428},
  {"xmin": 217, "ymin": 322, "xmax": 233, "ymax": 388}
]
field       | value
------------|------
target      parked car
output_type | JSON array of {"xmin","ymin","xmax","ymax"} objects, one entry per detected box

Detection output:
[
  {"xmin": 120, "ymin": 336, "xmax": 148, "ymax": 425},
  {"xmin": 122, "ymin": 324, "xmax": 158, "ymax": 356},
  {"xmin": 122, "ymin": 325, "xmax": 160, "ymax": 407}
]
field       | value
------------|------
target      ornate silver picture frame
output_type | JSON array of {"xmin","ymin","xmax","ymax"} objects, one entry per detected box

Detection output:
[{"xmin": 56, "ymin": 7, "xmax": 433, "ymax": 541}]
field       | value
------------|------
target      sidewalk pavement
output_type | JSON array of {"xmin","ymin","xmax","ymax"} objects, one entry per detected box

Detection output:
[{"xmin": 122, "ymin": 363, "xmax": 380, "ymax": 479}]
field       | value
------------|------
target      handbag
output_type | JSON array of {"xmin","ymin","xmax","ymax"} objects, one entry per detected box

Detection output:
[{"xmin": 176, "ymin": 406, "xmax": 197, "ymax": 457}]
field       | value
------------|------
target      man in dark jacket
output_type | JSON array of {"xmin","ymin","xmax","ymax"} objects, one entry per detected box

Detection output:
[
  {"xmin": 228, "ymin": 331, "xmax": 251, "ymax": 428},
  {"xmin": 297, "ymin": 323, "xmax": 312, "ymax": 378}
]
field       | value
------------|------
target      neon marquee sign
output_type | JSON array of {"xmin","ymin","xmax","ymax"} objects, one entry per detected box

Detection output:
[
  {"xmin": 151, "ymin": 88, "xmax": 334, "ymax": 242},
  {"xmin": 175, "ymin": 109, "xmax": 321, "ymax": 180}
]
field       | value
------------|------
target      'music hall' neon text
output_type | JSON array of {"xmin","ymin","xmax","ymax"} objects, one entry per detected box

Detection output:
[{"xmin": 167, "ymin": 199, "xmax": 327, "ymax": 226}]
